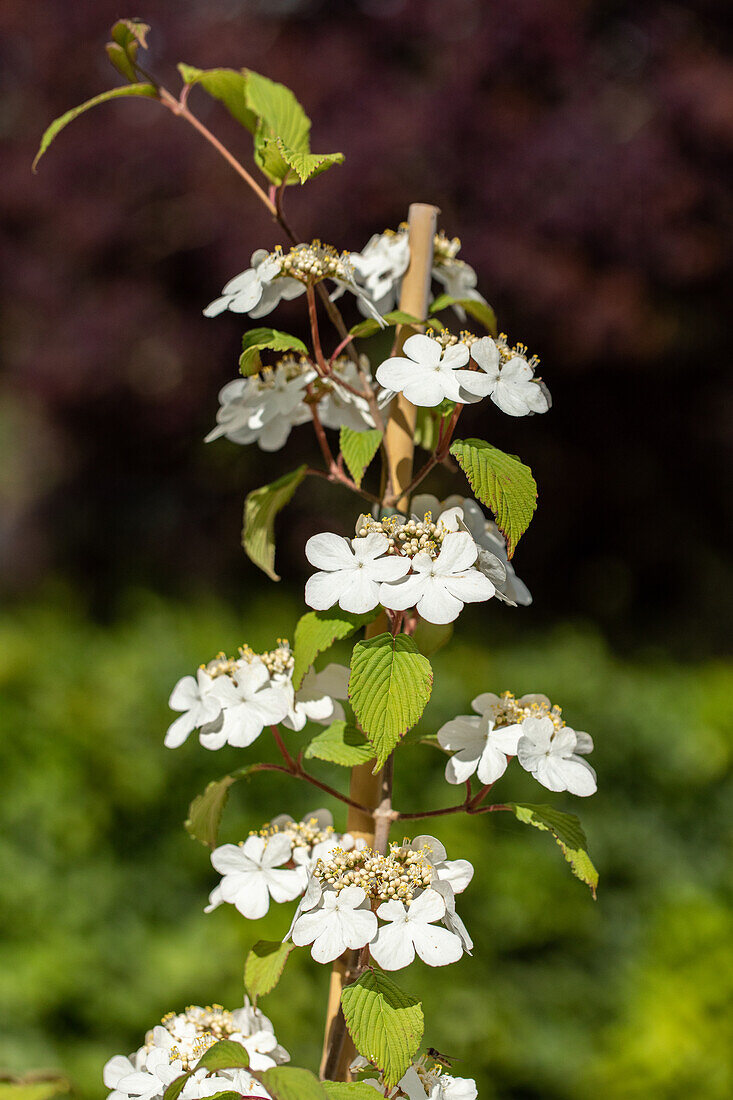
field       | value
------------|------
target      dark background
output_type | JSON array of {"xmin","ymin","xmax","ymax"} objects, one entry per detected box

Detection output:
[
  {"xmin": 1, "ymin": 3, "xmax": 733, "ymax": 1099},
  {"xmin": 2, "ymin": 0, "xmax": 731, "ymax": 651}
]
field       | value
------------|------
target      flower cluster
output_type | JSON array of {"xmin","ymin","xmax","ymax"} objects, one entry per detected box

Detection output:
[
  {"xmin": 206, "ymin": 354, "xmax": 386, "ymax": 452},
  {"xmin": 103, "ymin": 1001, "xmax": 288, "ymax": 1100},
  {"xmin": 205, "ymin": 810, "xmax": 366, "ymax": 917},
  {"xmin": 438, "ymin": 691, "xmax": 596, "ymax": 796},
  {"xmin": 205, "ymin": 241, "xmax": 385, "ymax": 324},
  {"xmin": 350, "ymin": 225, "xmax": 490, "ymax": 325},
  {"xmin": 165, "ymin": 641, "xmax": 349, "ymax": 749},
  {"xmin": 304, "ymin": 502, "xmax": 502, "ymax": 624},
  {"xmin": 288, "ymin": 835, "xmax": 473, "ymax": 970},
  {"xmin": 376, "ymin": 331, "xmax": 549, "ymax": 417}
]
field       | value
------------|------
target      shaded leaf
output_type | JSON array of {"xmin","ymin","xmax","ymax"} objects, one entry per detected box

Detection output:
[
  {"xmin": 508, "ymin": 802, "xmax": 599, "ymax": 897},
  {"xmin": 185, "ymin": 767, "xmax": 255, "ymax": 848},
  {"xmin": 304, "ymin": 720, "xmax": 375, "ymax": 767},
  {"xmin": 239, "ymin": 328, "xmax": 309, "ymax": 376},
  {"xmin": 349, "ymin": 634, "xmax": 433, "ymax": 769},
  {"xmin": 349, "ymin": 311, "xmax": 422, "ymax": 339},
  {"xmin": 242, "ymin": 466, "xmax": 308, "ymax": 581},
  {"xmin": 341, "ymin": 969, "xmax": 424, "ymax": 1089},
  {"xmin": 429, "ymin": 293, "xmax": 497, "ymax": 334},
  {"xmin": 323, "ymin": 1086, "xmax": 382, "ymax": 1100},
  {"xmin": 195, "ymin": 1040, "xmax": 250, "ymax": 1071},
  {"xmin": 261, "ymin": 1068, "xmax": 327, "ymax": 1100},
  {"xmin": 244, "ymin": 940, "xmax": 294, "ymax": 1002},
  {"xmin": 450, "ymin": 438, "xmax": 537, "ymax": 558},
  {"xmin": 291, "ymin": 609, "xmax": 378, "ymax": 690},
  {"xmin": 340, "ymin": 428, "xmax": 382, "ymax": 488},
  {"xmin": 178, "ymin": 65, "xmax": 256, "ymax": 131},
  {"xmin": 162, "ymin": 1075, "xmax": 192, "ymax": 1100},
  {"xmin": 412, "ymin": 619, "xmax": 453, "ymax": 658},
  {"xmin": 33, "ymin": 85, "xmax": 157, "ymax": 171}
]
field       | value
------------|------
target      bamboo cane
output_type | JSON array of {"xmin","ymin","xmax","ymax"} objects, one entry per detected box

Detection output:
[{"xmin": 319, "ymin": 203, "xmax": 439, "ymax": 1080}]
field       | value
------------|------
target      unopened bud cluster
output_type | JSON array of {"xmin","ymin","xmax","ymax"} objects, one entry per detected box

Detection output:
[
  {"xmin": 256, "ymin": 815, "xmax": 334, "ymax": 848},
  {"xmin": 428, "ymin": 328, "xmax": 479, "ymax": 350},
  {"xmin": 202, "ymin": 640, "xmax": 293, "ymax": 679},
  {"xmin": 313, "ymin": 843, "xmax": 433, "ymax": 902},
  {"xmin": 496, "ymin": 333, "xmax": 540, "ymax": 371},
  {"xmin": 495, "ymin": 690, "xmax": 564, "ymax": 732},
  {"xmin": 272, "ymin": 241, "xmax": 355, "ymax": 285},
  {"xmin": 256, "ymin": 355, "xmax": 312, "ymax": 385},
  {"xmin": 356, "ymin": 513, "xmax": 448, "ymax": 559},
  {"xmin": 148, "ymin": 1005, "xmax": 238, "ymax": 1068},
  {"xmin": 432, "ymin": 229, "xmax": 462, "ymax": 265}
]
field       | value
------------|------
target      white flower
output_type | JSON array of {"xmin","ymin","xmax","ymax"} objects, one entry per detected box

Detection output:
[
  {"xmin": 375, "ymin": 334, "xmax": 472, "ymax": 407},
  {"xmin": 203, "ymin": 249, "xmax": 306, "ymax": 318},
  {"xmin": 204, "ymin": 364, "xmax": 314, "ymax": 452},
  {"xmin": 407, "ymin": 835, "xmax": 474, "ymax": 895},
  {"xmin": 462, "ymin": 337, "xmax": 549, "ymax": 416},
  {"xmin": 351, "ymin": 229, "xmax": 411, "ymax": 314},
  {"xmin": 305, "ymin": 531, "xmax": 410, "ymax": 614},
  {"xmin": 437, "ymin": 695, "xmax": 525, "ymax": 785},
  {"xmin": 203, "ymin": 658, "xmax": 290, "ymax": 749},
  {"xmin": 291, "ymin": 884, "xmax": 377, "ymax": 963},
  {"xmin": 370, "ymin": 888, "xmax": 464, "ymax": 970},
  {"xmin": 432, "ymin": 255, "xmax": 489, "ymax": 323},
  {"xmin": 165, "ymin": 669, "xmax": 222, "ymax": 749},
  {"xmin": 205, "ymin": 833, "xmax": 302, "ymax": 919},
  {"xmin": 517, "ymin": 716, "xmax": 597, "ymax": 796},
  {"xmin": 380, "ymin": 531, "xmax": 495, "ymax": 624},
  {"xmin": 280, "ymin": 663, "xmax": 350, "ymax": 732}
]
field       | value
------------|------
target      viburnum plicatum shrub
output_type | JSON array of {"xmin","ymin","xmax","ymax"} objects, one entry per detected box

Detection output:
[{"xmin": 37, "ymin": 20, "xmax": 599, "ymax": 1100}]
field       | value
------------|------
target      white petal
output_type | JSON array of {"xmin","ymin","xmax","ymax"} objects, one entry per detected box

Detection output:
[
  {"xmin": 367, "ymin": 554, "xmax": 412, "ymax": 582},
  {"xmin": 476, "ymin": 742, "xmax": 509, "ymax": 784},
  {"xmin": 411, "ymin": 923, "xmax": 463, "ymax": 967},
  {"xmin": 370, "ymin": 922, "xmax": 416, "ymax": 971},
  {"xmin": 436, "ymin": 716, "xmax": 484, "ymax": 753},
  {"xmin": 402, "ymin": 374, "xmax": 449, "ymax": 407},
  {"xmin": 338, "ymin": 570, "xmax": 381, "ymax": 615},
  {"xmin": 305, "ymin": 533, "xmax": 356, "ymax": 571},
  {"xmin": 379, "ymin": 573, "xmax": 426, "ymax": 612},
  {"xmin": 305, "ymin": 570, "xmax": 352, "ymax": 611},
  {"xmin": 433, "ymin": 532, "xmax": 478, "ymax": 574},
  {"xmin": 164, "ymin": 711, "xmax": 197, "ymax": 748},
  {"xmin": 416, "ymin": 579, "xmax": 464, "ymax": 624},
  {"xmin": 405, "ymin": 888, "xmax": 445, "ymax": 923},
  {"xmin": 403, "ymin": 333, "xmax": 442, "ymax": 365}
]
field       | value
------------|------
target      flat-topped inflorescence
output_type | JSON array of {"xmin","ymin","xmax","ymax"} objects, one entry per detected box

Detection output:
[
  {"xmin": 491, "ymin": 689, "xmax": 564, "ymax": 733},
  {"xmin": 312, "ymin": 842, "xmax": 434, "ymax": 903},
  {"xmin": 355, "ymin": 511, "xmax": 452, "ymax": 559}
]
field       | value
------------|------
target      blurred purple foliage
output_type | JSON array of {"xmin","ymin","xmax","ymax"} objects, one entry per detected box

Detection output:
[{"xmin": 0, "ymin": 0, "xmax": 730, "ymax": 649}]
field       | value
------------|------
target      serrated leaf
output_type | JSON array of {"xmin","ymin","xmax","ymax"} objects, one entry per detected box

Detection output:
[
  {"xmin": 239, "ymin": 328, "xmax": 309, "ymax": 376},
  {"xmin": 291, "ymin": 609, "xmax": 377, "ymax": 690},
  {"xmin": 304, "ymin": 720, "xmax": 375, "ymax": 767},
  {"xmin": 242, "ymin": 465, "xmax": 307, "ymax": 581},
  {"xmin": 185, "ymin": 767, "xmax": 255, "ymax": 848},
  {"xmin": 178, "ymin": 65, "xmax": 256, "ymax": 131},
  {"xmin": 162, "ymin": 1074, "xmax": 192, "ymax": 1100},
  {"xmin": 349, "ymin": 310, "xmax": 422, "ymax": 339},
  {"xmin": 274, "ymin": 141, "xmax": 344, "ymax": 184},
  {"xmin": 323, "ymin": 1086, "xmax": 381, "ymax": 1100},
  {"xmin": 429, "ymin": 293, "xmax": 497, "ymax": 333},
  {"xmin": 244, "ymin": 940, "xmax": 294, "ymax": 1002},
  {"xmin": 508, "ymin": 803, "xmax": 599, "ymax": 897},
  {"xmin": 341, "ymin": 969, "xmax": 424, "ymax": 1089},
  {"xmin": 261, "ymin": 1068, "xmax": 327, "ymax": 1100},
  {"xmin": 195, "ymin": 1040, "xmax": 250, "ymax": 1071},
  {"xmin": 349, "ymin": 634, "xmax": 433, "ymax": 770},
  {"xmin": 33, "ymin": 84, "xmax": 157, "ymax": 171},
  {"xmin": 412, "ymin": 619, "xmax": 453, "ymax": 658},
  {"xmin": 340, "ymin": 428, "xmax": 382, "ymax": 488},
  {"xmin": 450, "ymin": 438, "xmax": 537, "ymax": 558}
]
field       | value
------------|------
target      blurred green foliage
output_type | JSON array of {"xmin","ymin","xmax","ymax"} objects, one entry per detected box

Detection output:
[{"xmin": 1, "ymin": 589, "xmax": 731, "ymax": 1100}]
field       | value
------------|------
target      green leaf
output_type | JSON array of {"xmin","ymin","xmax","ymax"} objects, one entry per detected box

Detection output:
[
  {"xmin": 185, "ymin": 767, "xmax": 254, "ymax": 848},
  {"xmin": 195, "ymin": 1040, "xmax": 250, "ymax": 1071},
  {"xmin": 429, "ymin": 293, "xmax": 497, "ymax": 333},
  {"xmin": 339, "ymin": 428, "xmax": 382, "ymax": 488},
  {"xmin": 273, "ymin": 141, "xmax": 344, "ymax": 184},
  {"xmin": 105, "ymin": 44, "xmax": 139, "ymax": 84},
  {"xmin": 412, "ymin": 619, "xmax": 453, "ymax": 658},
  {"xmin": 178, "ymin": 65, "xmax": 256, "ymax": 131},
  {"xmin": 110, "ymin": 19, "xmax": 150, "ymax": 50},
  {"xmin": 450, "ymin": 438, "xmax": 537, "ymax": 558},
  {"xmin": 244, "ymin": 940, "xmax": 294, "ymax": 1002},
  {"xmin": 33, "ymin": 84, "xmax": 157, "ymax": 171},
  {"xmin": 239, "ymin": 328, "xmax": 309, "ymax": 376},
  {"xmin": 349, "ymin": 634, "xmax": 433, "ymax": 770},
  {"xmin": 349, "ymin": 310, "xmax": 422, "ymax": 339},
  {"xmin": 291, "ymin": 609, "xmax": 377, "ymax": 690},
  {"xmin": 242, "ymin": 465, "xmax": 308, "ymax": 581},
  {"xmin": 162, "ymin": 1075, "xmax": 192, "ymax": 1100},
  {"xmin": 304, "ymin": 720, "xmax": 375, "ymax": 767},
  {"xmin": 205, "ymin": 1093, "xmax": 245, "ymax": 1100},
  {"xmin": 261, "ymin": 1068, "xmax": 327, "ymax": 1100},
  {"xmin": 341, "ymin": 969, "xmax": 424, "ymax": 1089},
  {"xmin": 323, "ymin": 1085, "xmax": 381, "ymax": 1100},
  {"xmin": 508, "ymin": 803, "xmax": 599, "ymax": 897}
]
